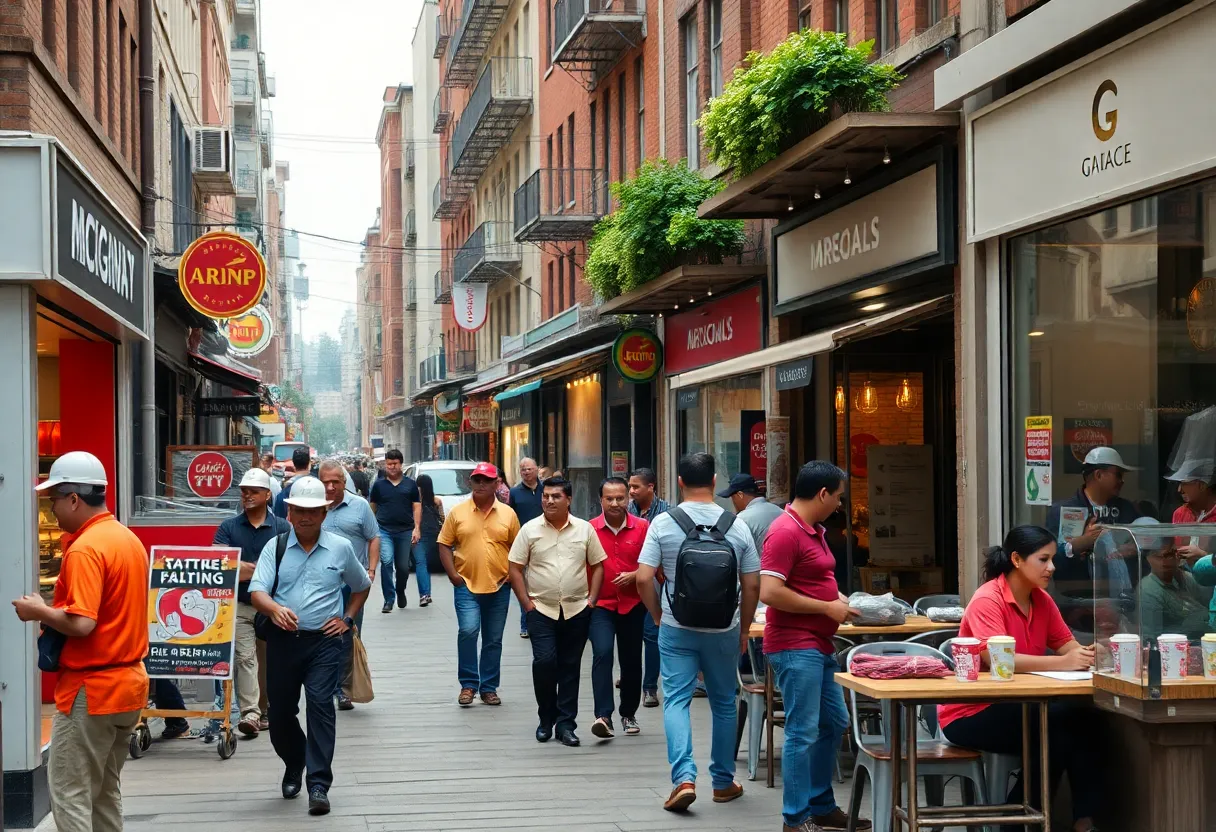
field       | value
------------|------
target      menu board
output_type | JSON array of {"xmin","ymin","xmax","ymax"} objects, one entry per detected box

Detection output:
[{"xmin": 866, "ymin": 445, "xmax": 935, "ymax": 567}]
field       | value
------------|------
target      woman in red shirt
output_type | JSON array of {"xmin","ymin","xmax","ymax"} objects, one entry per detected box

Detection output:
[{"xmin": 939, "ymin": 525, "xmax": 1100, "ymax": 832}]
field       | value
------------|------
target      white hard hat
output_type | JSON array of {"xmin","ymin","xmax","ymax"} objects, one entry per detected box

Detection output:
[
  {"xmin": 283, "ymin": 476, "xmax": 329, "ymax": 508},
  {"xmin": 1083, "ymin": 446, "xmax": 1138, "ymax": 471},
  {"xmin": 35, "ymin": 451, "xmax": 108, "ymax": 492},
  {"xmin": 238, "ymin": 468, "xmax": 273, "ymax": 490}
]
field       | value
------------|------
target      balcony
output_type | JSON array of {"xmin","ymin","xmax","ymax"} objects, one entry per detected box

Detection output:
[
  {"xmin": 433, "ymin": 12, "xmax": 450, "ymax": 58},
  {"xmin": 232, "ymin": 68, "xmax": 256, "ymax": 106},
  {"xmin": 236, "ymin": 167, "xmax": 259, "ymax": 198},
  {"xmin": 450, "ymin": 58, "xmax": 532, "ymax": 184},
  {"xmin": 235, "ymin": 0, "xmax": 256, "ymax": 17},
  {"xmin": 434, "ymin": 269, "xmax": 452, "ymax": 304},
  {"xmin": 445, "ymin": 0, "xmax": 512, "ymax": 87},
  {"xmin": 432, "ymin": 88, "xmax": 451, "ymax": 134},
  {"xmin": 514, "ymin": 168, "xmax": 608, "ymax": 242},
  {"xmin": 232, "ymin": 123, "xmax": 257, "ymax": 145},
  {"xmin": 259, "ymin": 113, "xmax": 273, "ymax": 167},
  {"xmin": 405, "ymin": 209, "xmax": 416, "ymax": 245},
  {"xmin": 454, "ymin": 221, "xmax": 521, "ymax": 285},
  {"xmin": 552, "ymin": 0, "xmax": 645, "ymax": 87},
  {"xmin": 405, "ymin": 142, "xmax": 415, "ymax": 179},
  {"xmin": 257, "ymin": 51, "xmax": 269, "ymax": 98},
  {"xmin": 406, "ymin": 278, "xmax": 417, "ymax": 310},
  {"xmin": 433, "ymin": 176, "xmax": 471, "ymax": 220}
]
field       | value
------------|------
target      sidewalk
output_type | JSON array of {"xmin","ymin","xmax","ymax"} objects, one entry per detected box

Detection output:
[{"xmin": 38, "ymin": 582, "xmax": 870, "ymax": 832}]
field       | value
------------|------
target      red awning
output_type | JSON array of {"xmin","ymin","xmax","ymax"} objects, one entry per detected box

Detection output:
[{"xmin": 188, "ymin": 351, "xmax": 261, "ymax": 396}]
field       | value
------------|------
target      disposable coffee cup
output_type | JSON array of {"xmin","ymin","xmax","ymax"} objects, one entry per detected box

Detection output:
[
  {"xmin": 951, "ymin": 637, "xmax": 982, "ymax": 683},
  {"xmin": 1158, "ymin": 634, "xmax": 1189, "ymax": 681},
  {"xmin": 1202, "ymin": 634, "xmax": 1216, "ymax": 680},
  {"xmin": 1110, "ymin": 633, "xmax": 1140, "ymax": 681},
  {"xmin": 987, "ymin": 635, "xmax": 1016, "ymax": 681}
]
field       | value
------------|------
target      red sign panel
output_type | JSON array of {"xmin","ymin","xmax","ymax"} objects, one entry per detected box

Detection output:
[
  {"xmin": 186, "ymin": 451, "xmax": 234, "ymax": 499},
  {"xmin": 178, "ymin": 231, "xmax": 268, "ymax": 319},
  {"xmin": 664, "ymin": 285, "xmax": 763, "ymax": 375}
]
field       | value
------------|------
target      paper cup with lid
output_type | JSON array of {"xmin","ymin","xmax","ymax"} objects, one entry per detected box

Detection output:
[
  {"xmin": 987, "ymin": 635, "xmax": 1016, "ymax": 681},
  {"xmin": 1158, "ymin": 634, "xmax": 1189, "ymax": 681},
  {"xmin": 950, "ymin": 638, "xmax": 983, "ymax": 682},
  {"xmin": 1109, "ymin": 633, "xmax": 1140, "ymax": 681},
  {"xmin": 1202, "ymin": 634, "xmax": 1216, "ymax": 680}
]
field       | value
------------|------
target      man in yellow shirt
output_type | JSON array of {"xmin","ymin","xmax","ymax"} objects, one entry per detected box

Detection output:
[{"xmin": 437, "ymin": 462, "xmax": 521, "ymax": 707}]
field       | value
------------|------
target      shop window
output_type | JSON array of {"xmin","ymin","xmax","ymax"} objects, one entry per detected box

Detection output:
[{"xmin": 677, "ymin": 375, "xmax": 763, "ymax": 510}]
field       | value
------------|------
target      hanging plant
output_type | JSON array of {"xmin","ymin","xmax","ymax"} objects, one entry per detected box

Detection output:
[
  {"xmin": 699, "ymin": 30, "xmax": 903, "ymax": 177},
  {"xmin": 584, "ymin": 160, "xmax": 747, "ymax": 302}
]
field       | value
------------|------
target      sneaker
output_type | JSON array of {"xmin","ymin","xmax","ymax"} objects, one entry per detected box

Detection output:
[
  {"xmin": 257, "ymin": 713, "xmax": 270, "ymax": 732},
  {"xmin": 643, "ymin": 691, "xmax": 660, "ymax": 708},
  {"xmin": 712, "ymin": 782, "xmax": 744, "ymax": 803},
  {"xmin": 811, "ymin": 808, "xmax": 871, "ymax": 831},
  {"xmin": 591, "ymin": 717, "xmax": 614, "ymax": 739},
  {"xmin": 520, "ymin": 630, "xmax": 529, "ymax": 638},
  {"xmin": 237, "ymin": 715, "xmax": 260, "ymax": 737},
  {"xmin": 420, "ymin": 594, "xmax": 432, "ymax": 607},
  {"xmin": 783, "ymin": 824, "xmax": 827, "ymax": 832},
  {"xmin": 663, "ymin": 782, "xmax": 696, "ymax": 812},
  {"xmin": 381, "ymin": 601, "xmax": 393, "ymax": 614},
  {"xmin": 621, "ymin": 716, "xmax": 640, "ymax": 735},
  {"xmin": 336, "ymin": 694, "xmax": 354, "ymax": 711}
]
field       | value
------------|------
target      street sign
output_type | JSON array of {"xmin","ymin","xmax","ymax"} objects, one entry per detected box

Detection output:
[{"xmin": 200, "ymin": 397, "xmax": 261, "ymax": 418}]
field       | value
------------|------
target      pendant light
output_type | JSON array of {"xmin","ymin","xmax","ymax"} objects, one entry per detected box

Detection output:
[
  {"xmin": 895, "ymin": 377, "xmax": 919, "ymax": 412},
  {"xmin": 853, "ymin": 377, "xmax": 879, "ymax": 414},
  {"xmin": 834, "ymin": 385, "xmax": 846, "ymax": 415}
]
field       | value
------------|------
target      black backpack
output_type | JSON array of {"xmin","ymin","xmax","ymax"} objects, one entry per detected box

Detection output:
[{"xmin": 663, "ymin": 507, "xmax": 740, "ymax": 629}]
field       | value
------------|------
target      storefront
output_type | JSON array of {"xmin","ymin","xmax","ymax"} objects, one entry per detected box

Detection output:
[
  {"xmin": 0, "ymin": 136, "xmax": 150, "ymax": 826},
  {"xmin": 497, "ymin": 385, "xmax": 536, "ymax": 480},
  {"xmin": 460, "ymin": 396, "xmax": 498, "ymax": 465}
]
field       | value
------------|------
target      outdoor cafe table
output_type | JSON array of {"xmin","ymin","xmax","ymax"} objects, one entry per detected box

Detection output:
[
  {"xmin": 747, "ymin": 615, "xmax": 952, "ymax": 640},
  {"xmin": 834, "ymin": 672, "xmax": 1094, "ymax": 831}
]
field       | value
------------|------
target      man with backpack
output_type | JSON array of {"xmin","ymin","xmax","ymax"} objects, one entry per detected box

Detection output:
[{"xmin": 636, "ymin": 453, "xmax": 761, "ymax": 813}]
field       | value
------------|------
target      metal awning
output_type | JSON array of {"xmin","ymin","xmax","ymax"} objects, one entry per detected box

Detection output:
[
  {"xmin": 493, "ymin": 379, "xmax": 541, "ymax": 402},
  {"xmin": 188, "ymin": 351, "xmax": 261, "ymax": 396},
  {"xmin": 463, "ymin": 343, "xmax": 611, "ymax": 397},
  {"xmin": 597, "ymin": 264, "xmax": 767, "ymax": 316},
  {"xmin": 697, "ymin": 112, "xmax": 960, "ymax": 220}
]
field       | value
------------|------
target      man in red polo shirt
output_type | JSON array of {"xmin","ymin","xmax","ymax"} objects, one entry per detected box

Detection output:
[
  {"xmin": 588, "ymin": 476, "xmax": 650, "ymax": 740},
  {"xmin": 760, "ymin": 461, "xmax": 869, "ymax": 832}
]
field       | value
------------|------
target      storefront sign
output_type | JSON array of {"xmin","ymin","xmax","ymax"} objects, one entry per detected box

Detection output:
[
  {"xmin": 1063, "ymin": 417, "xmax": 1114, "ymax": 474},
  {"xmin": 178, "ymin": 231, "xmax": 267, "ymax": 319},
  {"xmin": 968, "ymin": 3, "xmax": 1216, "ymax": 240},
  {"xmin": 611, "ymin": 451, "xmax": 630, "ymax": 476},
  {"xmin": 775, "ymin": 357, "xmax": 813, "ymax": 391},
  {"xmin": 765, "ymin": 417, "xmax": 791, "ymax": 504},
  {"xmin": 665, "ymin": 285, "xmax": 763, "ymax": 375},
  {"xmin": 452, "ymin": 282, "xmax": 489, "ymax": 331},
  {"xmin": 226, "ymin": 305, "xmax": 274, "ymax": 357},
  {"xmin": 500, "ymin": 396, "xmax": 532, "ymax": 426},
  {"xmin": 676, "ymin": 388, "xmax": 700, "ymax": 410},
  {"xmin": 741, "ymin": 410, "xmax": 767, "ymax": 491},
  {"xmin": 146, "ymin": 546, "xmax": 239, "ymax": 678},
  {"xmin": 611, "ymin": 329, "xmax": 663, "ymax": 383},
  {"xmin": 774, "ymin": 166, "xmax": 939, "ymax": 309},
  {"xmin": 166, "ymin": 446, "xmax": 256, "ymax": 501},
  {"xmin": 200, "ymin": 397, "xmax": 261, "ymax": 418},
  {"xmin": 434, "ymin": 392, "xmax": 461, "ymax": 432},
  {"xmin": 185, "ymin": 451, "xmax": 234, "ymax": 498},
  {"xmin": 55, "ymin": 158, "xmax": 147, "ymax": 334},
  {"xmin": 1024, "ymin": 416, "xmax": 1053, "ymax": 505},
  {"xmin": 462, "ymin": 400, "xmax": 498, "ymax": 432}
]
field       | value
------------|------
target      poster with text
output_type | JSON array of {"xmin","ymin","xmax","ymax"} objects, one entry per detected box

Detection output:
[
  {"xmin": 867, "ymin": 445, "xmax": 936, "ymax": 567},
  {"xmin": 166, "ymin": 446, "xmax": 256, "ymax": 502},
  {"xmin": 146, "ymin": 546, "xmax": 239, "ymax": 679},
  {"xmin": 1024, "ymin": 416, "xmax": 1053, "ymax": 505},
  {"xmin": 765, "ymin": 417, "xmax": 791, "ymax": 504},
  {"xmin": 1063, "ymin": 417, "xmax": 1113, "ymax": 474},
  {"xmin": 740, "ymin": 410, "xmax": 767, "ymax": 492}
]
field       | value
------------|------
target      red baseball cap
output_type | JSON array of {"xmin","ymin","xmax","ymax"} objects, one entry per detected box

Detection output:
[{"xmin": 471, "ymin": 462, "xmax": 499, "ymax": 479}]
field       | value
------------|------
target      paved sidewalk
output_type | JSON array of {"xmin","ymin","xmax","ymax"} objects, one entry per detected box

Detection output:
[{"xmin": 39, "ymin": 582, "xmax": 878, "ymax": 832}]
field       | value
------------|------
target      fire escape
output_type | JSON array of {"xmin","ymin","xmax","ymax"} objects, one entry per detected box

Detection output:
[{"xmin": 551, "ymin": 0, "xmax": 645, "ymax": 90}]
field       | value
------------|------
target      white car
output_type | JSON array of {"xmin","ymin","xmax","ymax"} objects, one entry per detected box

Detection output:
[{"xmin": 402, "ymin": 460, "xmax": 479, "ymax": 568}]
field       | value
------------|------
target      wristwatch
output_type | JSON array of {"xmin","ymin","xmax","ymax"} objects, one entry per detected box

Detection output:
[
  {"xmin": 1064, "ymin": 541, "xmax": 1075, "ymax": 558},
  {"xmin": 343, "ymin": 615, "xmax": 355, "ymax": 628}
]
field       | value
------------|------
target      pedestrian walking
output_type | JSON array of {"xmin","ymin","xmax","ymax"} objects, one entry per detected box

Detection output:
[
  {"xmin": 508, "ymin": 477, "xmax": 606, "ymax": 747},
  {"xmin": 437, "ymin": 462, "xmax": 520, "ymax": 706},
  {"xmin": 12, "ymin": 452, "xmax": 149, "ymax": 832},
  {"xmin": 260, "ymin": 452, "xmax": 283, "ymax": 497},
  {"xmin": 628, "ymin": 467, "xmax": 669, "ymax": 708},
  {"xmin": 350, "ymin": 460, "xmax": 371, "ymax": 499},
  {"xmin": 274, "ymin": 447, "xmax": 314, "ymax": 518},
  {"xmin": 249, "ymin": 476, "xmax": 371, "ymax": 816},
  {"xmin": 509, "ymin": 457, "xmax": 543, "ymax": 639},
  {"xmin": 318, "ymin": 459, "xmax": 380, "ymax": 711},
  {"xmin": 588, "ymin": 476, "xmax": 650, "ymax": 740},
  {"xmin": 636, "ymin": 452, "xmax": 761, "ymax": 812},
  {"xmin": 213, "ymin": 467, "xmax": 291, "ymax": 736},
  {"xmin": 415, "ymin": 474, "xmax": 445, "ymax": 595},
  {"xmin": 369, "ymin": 449, "xmax": 427, "ymax": 611},
  {"xmin": 759, "ymin": 461, "xmax": 870, "ymax": 832},
  {"xmin": 720, "ymin": 473, "xmax": 784, "ymax": 551}
]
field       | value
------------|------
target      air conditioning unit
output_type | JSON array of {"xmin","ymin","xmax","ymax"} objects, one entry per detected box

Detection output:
[{"xmin": 192, "ymin": 127, "xmax": 236, "ymax": 196}]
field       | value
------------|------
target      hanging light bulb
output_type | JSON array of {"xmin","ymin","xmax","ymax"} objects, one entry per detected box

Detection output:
[
  {"xmin": 787, "ymin": 195, "xmax": 794, "ymax": 212},
  {"xmin": 814, "ymin": 187, "xmax": 821, "ymax": 200},
  {"xmin": 882, "ymin": 146, "xmax": 891, "ymax": 165},
  {"xmin": 706, "ymin": 289, "xmax": 713, "ymax": 297},
  {"xmin": 834, "ymin": 385, "xmax": 846, "ymax": 415},
  {"xmin": 895, "ymin": 377, "xmax": 919, "ymax": 412},
  {"xmin": 843, "ymin": 169, "xmax": 852, "ymax": 185},
  {"xmin": 853, "ymin": 378, "xmax": 879, "ymax": 414}
]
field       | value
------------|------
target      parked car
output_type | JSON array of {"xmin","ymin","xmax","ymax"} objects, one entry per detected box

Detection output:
[{"xmin": 403, "ymin": 460, "xmax": 477, "ymax": 571}]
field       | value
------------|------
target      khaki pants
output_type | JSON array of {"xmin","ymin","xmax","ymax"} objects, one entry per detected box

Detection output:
[
  {"xmin": 234, "ymin": 603, "xmax": 261, "ymax": 719},
  {"xmin": 49, "ymin": 688, "xmax": 142, "ymax": 832}
]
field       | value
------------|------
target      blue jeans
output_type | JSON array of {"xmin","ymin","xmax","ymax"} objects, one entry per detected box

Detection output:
[
  {"xmin": 643, "ymin": 614, "xmax": 660, "ymax": 693},
  {"xmin": 767, "ymin": 649, "xmax": 850, "ymax": 826},
  {"xmin": 453, "ymin": 583, "xmax": 511, "ymax": 693},
  {"xmin": 380, "ymin": 530, "xmax": 430, "ymax": 603},
  {"xmin": 658, "ymin": 623, "xmax": 739, "ymax": 789}
]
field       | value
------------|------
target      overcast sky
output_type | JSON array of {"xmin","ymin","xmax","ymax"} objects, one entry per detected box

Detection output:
[{"xmin": 261, "ymin": 0, "xmax": 424, "ymax": 341}]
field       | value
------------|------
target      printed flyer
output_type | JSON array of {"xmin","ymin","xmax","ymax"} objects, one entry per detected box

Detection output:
[{"xmin": 146, "ymin": 546, "xmax": 240, "ymax": 679}]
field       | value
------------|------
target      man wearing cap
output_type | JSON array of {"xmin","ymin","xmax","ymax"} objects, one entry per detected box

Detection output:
[
  {"xmin": 249, "ymin": 476, "xmax": 371, "ymax": 816},
  {"xmin": 437, "ymin": 462, "xmax": 521, "ymax": 707},
  {"xmin": 720, "ymin": 473, "xmax": 784, "ymax": 552},
  {"xmin": 213, "ymin": 467, "xmax": 291, "ymax": 736},
  {"xmin": 12, "ymin": 452, "xmax": 149, "ymax": 832}
]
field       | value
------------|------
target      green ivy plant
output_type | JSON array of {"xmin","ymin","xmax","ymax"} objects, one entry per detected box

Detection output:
[
  {"xmin": 584, "ymin": 160, "xmax": 747, "ymax": 302},
  {"xmin": 700, "ymin": 30, "xmax": 903, "ymax": 177}
]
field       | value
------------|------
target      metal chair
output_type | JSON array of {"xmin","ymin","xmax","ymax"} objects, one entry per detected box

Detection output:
[
  {"xmin": 912, "ymin": 594, "xmax": 962, "ymax": 615},
  {"xmin": 735, "ymin": 637, "xmax": 771, "ymax": 781},
  {"xmin": 845, "ymin": 642, "xmax": 988, "ymax": 832}
]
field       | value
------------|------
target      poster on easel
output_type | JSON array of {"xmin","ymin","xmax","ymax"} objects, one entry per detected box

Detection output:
[{"xmin": 146, "ymin": 546, "xmax": 239, "ymax": 679}]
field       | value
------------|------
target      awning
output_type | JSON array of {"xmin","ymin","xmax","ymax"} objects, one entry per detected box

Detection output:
[
  {"xmin": 597, "ymin": 264, "xmax": 766, "ymax": 316},
  {"xmin": 188, "ymin": 350, "xmax": 261, "ymax": 396},
  {"xmin": 464, "ymin": 344, "xmax": 612, "ymax": 397},
  {"xmin": 493, "ymin": 379, "xmax": 541, "ymax": 402},
  {"xmin": 668, "ymin": 296, "xmax": 951, "ymax": 389}
]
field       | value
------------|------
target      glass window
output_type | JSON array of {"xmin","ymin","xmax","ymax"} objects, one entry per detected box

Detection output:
[
  {"xmin": 927, "ymin": 0, "xmax": 944, "ymax": 26},
  {"xmin": 877, "ymin": 0, "xmax": 896, "ymax": 54},
  {"xmin": 710, "ymin": 0, "xmax": 723, "ymax": 98},
  {"xmin": 635, "ymin": 57, "xmax": 645, "ymax": 169},
  {"xmin": 423, "ymin": 466, "xmax": 474, "ymax": 496},
  {"xmin": 835, "ymin": 0, "xmax": 849, "ymax": 33},
  {"xmin": 706, "ymin": 375, "xmax": 764, "ymax": 509},
  {"xmin": 682, "ymin": 14, "xmax": 699, "ymax": 169}
]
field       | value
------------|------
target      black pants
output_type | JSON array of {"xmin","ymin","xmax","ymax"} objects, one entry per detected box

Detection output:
[
  {"xmin": 589, "ymin": 604, "xmax": 646, "ymax": 720},
  {"xmin": 942, "ymin": 701, "xmax": 1101, "ymax": 825},
  {"xmin": 265, "ymin": 628, "xmax": 346, "ymax": 793},
  {"xmin": 527, "ymin": 606, "xmax": 591, "ymax": 732}
]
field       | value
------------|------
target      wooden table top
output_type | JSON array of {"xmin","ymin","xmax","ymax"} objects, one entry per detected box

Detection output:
[
  {"xmin": 748, "ymin": 615, "xmax": 956, "ymax": 640},
  {"xmin": 834, "ymin": 672, "xmax": 1095, "ymax": 701}
]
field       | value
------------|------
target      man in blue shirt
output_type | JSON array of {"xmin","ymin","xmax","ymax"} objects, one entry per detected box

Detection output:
[
  {"xmin": 250, "ymin": 477, "xmax": 371, "ymax": 817},
  {"xmin": 629, "ymin": 467, "xmax": 669, "ymax": 707},
  {"xmin": 369, "ymin": 449, "xmax": 425, "ymax": 612},
  {"xmin": 318, "ymin": 459, "xmax": 380, "ymax": 711},
  {"xmin": 508, "ymin": 457, "xmax": 543, "ymax": 637}
]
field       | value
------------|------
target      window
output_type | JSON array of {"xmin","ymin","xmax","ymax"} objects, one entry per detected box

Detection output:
[
  {"xmin": 567, "ymin": 113, "xmax": 575, "ymax": 199},
  {"xmin": 556, "ymin": 124, "xmax": 564, "ymax": 205},
  {"xmin": 1102, "ymin": 208, "xmax": 1118, "ymax": 237},
  {"xmin": 798, "ymin": 3, "xmax": 812, "ymax": 30},
  {"xmin": 169, "ymin": 100, "xmax": 194, "ymax": 253},
  {"xmin": 927, "ymin": 0, "xmax": 945, "ymax": 26},
  {"xmin": 709, "ymin": 0, "xmax": 723, "ymax": 98},
  {"xmin": 67, "ymin": 0, "xmax": 80, "ymax": 88},
  {"xmin": 604, "ymin": 86, "xmax": 612, "ymax": 183},
  {"xmin": 618, "ymin": 72, "xmax": 626, "ymax": 180},
  {"xmin": 635, "ymin": 57, "xmax": 645, "ymax": 169},
  {"xmin": 590, "ymin": 99, "xmax": 597, "ymax": 184},
  {"xmin": 835, "ymin": 0, "xmax": 849, "ymax": 32},
  {"xmin": 42, "ymin": 0, "xmax": 55, "ymax": 56},
  {"xmin": 682, "ymin": 14, "xmax": 700, "ymax": 169},
  {"xmin": 557, "ymin": 255, "xmax": 566, "ymax": 310},
  {"xmin": 877, "ymin": 0, "xmax": 897, "ymax": 54},
  {"xmin": 1131, "ymin": 198, "xmax": 1158, "ymax": 231},
  {"xmin": 547, "ymin": 261, "xmax": 555, "ymax": 316},
  {"xmin": 92, "ymin": 0, "xmax": 102, "ymax": 122},
  {"xmin": 567, "ymin": 249, "xmax": 577, "ymax": 305},
  {"xmin": 119, "ymin": 14, "xmax": 128, "ymax": 157}
]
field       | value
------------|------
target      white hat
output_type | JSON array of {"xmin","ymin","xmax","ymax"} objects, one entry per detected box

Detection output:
[
  {"xmin": 1165, "ymin": 457, "xmax": 1214, "ymax": 483},
  {"xmin": 238, "ymin": 468, "xmax": 273, "ymax": 490},
  {"xmin": 36, "ymin": 451, "xmax": 108, "ymax": 492},
  {"xmin": 1083, "ymin": 447, "xmax": 1138, "ymax": 471},
  {"xmin": 283, "ymin": 476, "xmax": 329, "ymax": 508}
]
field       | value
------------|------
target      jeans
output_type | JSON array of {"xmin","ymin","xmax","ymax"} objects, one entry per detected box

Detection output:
[
  {"xmin": 589, "ymin": 605, "xmax": 646, "ymax": 720},
  {"xmin": 334, "ymin": 585, "xmax": 367, "ymax": 697},
  {"xmin": 527, "ymin": 607, "xmax": 592, "ymax": 732},
  {"xmin": 643, "ymin": 614, "xmax": 660, "ymax": 693},
  {"xmin": 151, "ymin": 680, "xmax": 189, "ymax": 733},
  {"xmin": 767, "ymin": 649, "xmax": 850, "ymax": 826},
  {"xmin": 658, "ymin": 623, "xmax": 740, "ymax": 789},
  {"xmin": 379, "ymin": 529, "xmax": 430, "ymax": 604},
  {"xmin": 453, "ymin": 583, "xmax": 512, "ymax": 693},
  {"xmin": 265, "ymin": 628, "xmax": 346, "ymax": 793},
  {"xmin": 520, "ymin": 603, "xmax": 529, "ymax": 634}
]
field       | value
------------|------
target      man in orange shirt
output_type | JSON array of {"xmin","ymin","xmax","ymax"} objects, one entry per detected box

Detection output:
[{"xmin": 12, "ymin": 452, "xmax": 149, "ymax": 832}]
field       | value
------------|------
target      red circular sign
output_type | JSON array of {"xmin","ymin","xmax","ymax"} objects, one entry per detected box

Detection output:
[
  {"xmin": 612, "ymin": 328, "xmax": 663, "ymax": 382},
  {"xmin": 187, "ymin": 452, "xmax": 233, "ymax": 499},
  {"xmin": 178, "ymin": 231, "xmax": 268, "ymax": 319}
]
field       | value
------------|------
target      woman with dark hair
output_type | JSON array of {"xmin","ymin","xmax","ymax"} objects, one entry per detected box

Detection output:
[
  {"xmin": 414, "ymin": 474, "xmax": 445, "ymax": 608},
  {"xmin": 939, "ymin": 525, "xmax": 1100, "ymax": 832}
]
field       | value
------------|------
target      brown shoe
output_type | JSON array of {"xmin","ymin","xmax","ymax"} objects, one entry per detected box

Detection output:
[
  {"xmin": 663, "ymin": 782, "xmax": 696, "ymax": 812},
  {"xmin": 480, "ymin": 691, "xmax": 501, "ymax": 706},
  {"xmin": 812, "ymin": 808, "xmax": 870, "ymax": 831},
  {"xmin": 458, "ymin": 688, "xmax": 476, "ymax": 706},
  {"xmin": 783, "ymin": 823, "xmax": 827, "ymax": 832},
  {"xmin": 712, "ymin": 781, "xmax": 743, "ymax": 803}
]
